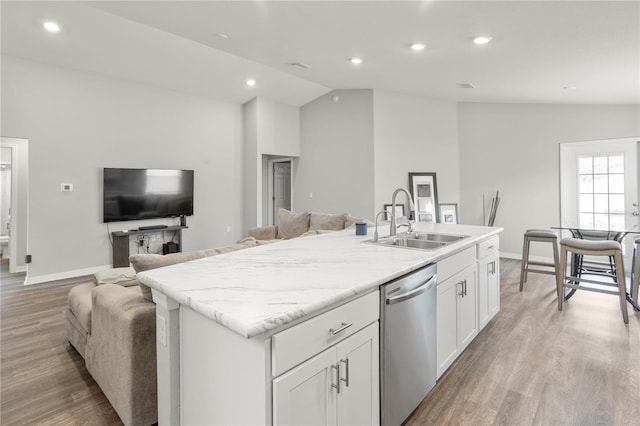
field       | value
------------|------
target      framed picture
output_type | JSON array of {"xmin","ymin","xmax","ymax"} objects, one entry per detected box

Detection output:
[
  {"xmin": 408, "ymin": 172, "xmax": 439, "ymax": 223},
  {"xmin": 383, "ymin": 204, "xmax": 405, "ymax": 221},
  {"xmin": 439, "ymin": 203, "xmax": 459, "ymax": 224}
]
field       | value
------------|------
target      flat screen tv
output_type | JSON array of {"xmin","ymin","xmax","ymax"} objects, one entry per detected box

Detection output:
[{"xmin": 103, "ymin": 168, "xmax": 194, "ymax": 223}]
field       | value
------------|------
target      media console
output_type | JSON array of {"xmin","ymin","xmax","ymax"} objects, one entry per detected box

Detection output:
[{"xmin": 111, "ymin": 225, "xmax": 188, "ymax": 267}]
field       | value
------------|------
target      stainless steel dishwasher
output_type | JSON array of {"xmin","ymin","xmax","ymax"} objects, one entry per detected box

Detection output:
[{"xmin": 380, "ymin": 264, "xmax": 437, "ymax": 426}]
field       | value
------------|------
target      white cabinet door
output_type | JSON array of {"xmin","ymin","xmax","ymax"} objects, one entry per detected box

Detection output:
[
  {"xmin": 273, "ymin": 323, "xmax": 380, "ymax": 426},
  {"xmin": 436, "ymin": 276, "xmax": 459, "ymax": 378},
  {"xmin": 436, "ymin": 264, "xmax": 478, "ymax": 378},
  {"xmin": 336, "ymin": 323, "xmax": 379, "ymax": 426},
  {"xmin": 457, "ymin": 265, "xmax": 478, "ymax": 350},
  {"xmin": 478, "ymin": 253, "xmax": 500, "ymax": 329},
  {"xmin": 273, "ymin": 348, "xmax": 338, "ymax": 426}
]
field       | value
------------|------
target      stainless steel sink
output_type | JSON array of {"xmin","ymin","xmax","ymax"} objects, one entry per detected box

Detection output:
[
  {"xmin": 404, "ymin": 232, "xmax": 469, "ymax": 243},
  {"xmin": 380, "ymin": 238, "xmax": 446, "ymax": 249},
  {"xmin": 365, "ymin": 232, "xmax": 470, "ymax": 251}
]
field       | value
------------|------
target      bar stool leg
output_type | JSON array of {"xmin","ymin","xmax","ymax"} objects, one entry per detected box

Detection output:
[
  {"xmin": 613, "ymin": 251, "xmax": 629, "ymax": 324},
  {"xmin": 558, "ymin": 246, "xmax": 567, "ymax": 311},
  {"xmin": 519, "ymin": 237, "xmax": 529, "ymax": 291},
  {"xmin": 552, "ymin": 240, "xmax": 560, "ymax": 297}
]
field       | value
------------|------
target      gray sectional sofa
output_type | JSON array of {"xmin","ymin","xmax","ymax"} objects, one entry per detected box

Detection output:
[{"xmin": 65, "ymin": 209, "xmax": 371, "ymax": 425}]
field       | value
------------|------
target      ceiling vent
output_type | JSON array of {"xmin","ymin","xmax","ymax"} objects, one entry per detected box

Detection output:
[
  {"xmin": 289, "ymin": 62, "xmax": 312, "ymax": 70},
  {"xmin": 457, "ymin": 83, "xmax": 476, "ymax": 89}
]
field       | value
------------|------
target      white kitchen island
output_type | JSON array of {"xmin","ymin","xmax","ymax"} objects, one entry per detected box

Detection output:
[{"xmin": 138, "ymin": 223, "xmax": 502, "ymax": 425}]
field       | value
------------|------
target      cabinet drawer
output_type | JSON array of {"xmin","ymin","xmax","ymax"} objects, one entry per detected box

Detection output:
[
  {"xmin": 477, "ymin": 236, "xmax": 500, "ymax": 259},
  {"xmin": 437, "ymin": 246, "xmax": 476, "ymax": 282},
  {"xmin": 272, "ymin": 291, "xmax": 379, "ymax": 377}
]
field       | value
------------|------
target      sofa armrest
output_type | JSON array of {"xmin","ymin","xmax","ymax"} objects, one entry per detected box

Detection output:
[
  {"xmin": 85, "ymin": 284, "xmax": 157, "ymax": 426},
  {"xmin": 248, "ymin": 225, "xmax": 278, "ymax": 240}
]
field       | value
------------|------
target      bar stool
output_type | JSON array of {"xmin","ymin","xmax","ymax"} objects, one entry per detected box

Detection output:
[
  {"xmin": 519, "ymin": 229, "xmax": 560, "ymax": 293},
  {"xmin": 630, "ymin": 237, "xmax": 640, "ymax": 310},
  {"xmin": 557, "ymin": 238, "xmax": 628, "ymax": 324}
]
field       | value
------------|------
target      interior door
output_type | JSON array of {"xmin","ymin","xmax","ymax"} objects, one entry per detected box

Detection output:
[
  {"xmin": 0, "ymin": 137, "xmax": 28, "ymax": 274},
  {"xmin": 0, "ymin": 147, "xmax": 11, "ymax": 260},
  {"xmin": 273, "ymin": 161, "xmax": 292, "ymax": 225},
  {"xmin": 561, "ymin": 138, "xmax": 639, "ymax": 265}
]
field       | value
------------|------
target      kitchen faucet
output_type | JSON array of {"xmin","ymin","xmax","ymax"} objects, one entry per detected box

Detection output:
[
  {"xmin": 390, "ymin": 188, "xmax": 416, "ymax": 237},
  {"xmin": 373, "ymin": 210, "xmax": 393, "ymax": 243}
]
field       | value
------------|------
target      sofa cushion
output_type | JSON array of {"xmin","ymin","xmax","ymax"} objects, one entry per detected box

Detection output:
[
  {"xmin": 94, "ymin": 267, "xmax": 138, "ymax": 287},
  {"xmin": 277, "ymin": 209, "xmax": 310, "ymax": 239},
  {"xmin": 344, "ymin": 214, "xmax": 374, "ymax": 228},
  {"xmin": 130, "ymin": 248, "xmax": 218, "ymax": 274},
  {"xmin": 248, "ymin": 225, "xmax": 278, "ymax": 240},
  {"xmin": 309, "ymin": 212, "xmax": 346, "ymax": 231},
  {"xmin": 67, "ymin": 282, "xmax": 95, "ymax": 334},
  {"xmin": 130, "ymin": 248, "xmax": 219, "ymax": 300},
  {"xmin": 214, "ymin": 238, "xmax": 257, "ymax": 254}
]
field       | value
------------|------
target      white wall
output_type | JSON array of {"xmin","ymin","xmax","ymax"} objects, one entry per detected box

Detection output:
[
  {"xmin": 295, "ymin": 90, "xmax": 375, "ymax": 219},
  {"xmin": 373, "ymin": 90, "xmax": 460, "ymax": 220},
  {"xmin": 243, "ymin": 99, "xmax": 260, "ymax": 230},
  {"xmin": 1, "ymin": 55, "xmax": 244, "ymax": 283},
  {"xmin": 458, "ymin": 103, "xmax": 640, "ymax": 259},
  {"xmin": 243, "ymin": 97, "xmax": 300, "ymax": 229}
]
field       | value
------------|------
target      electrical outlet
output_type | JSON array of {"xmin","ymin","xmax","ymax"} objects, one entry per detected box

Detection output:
[{"xmin": 151, "ymin": 234, "xmax": 161, "ymax": 241}]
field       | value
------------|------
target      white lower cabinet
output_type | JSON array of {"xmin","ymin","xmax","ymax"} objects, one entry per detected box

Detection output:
[
  {"xmin": 478, "ymin": 251, "xmax": 500, "ymax": 329},
  {"xmin": 436, "ymin": 263, "xmax": 478, "ymax": 378},
  {"xmin": 273, "ymin": 322, "xmax": 379, "ymax": 426}
]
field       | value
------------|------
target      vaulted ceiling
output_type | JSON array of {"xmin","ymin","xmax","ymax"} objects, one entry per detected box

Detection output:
[{"xmin": 2, "ymin": 1, "xmax": 638, "ymax": 106}]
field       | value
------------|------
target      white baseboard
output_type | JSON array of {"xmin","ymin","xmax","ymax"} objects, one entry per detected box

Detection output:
[
  {"xmin": 500, "ymin": 251, "xmax": 556, "ymax": 264},
  {"xmin": 15, "ymin": 265, "xmax": 27, "ymax": 273},
  {"xmin": 25, "ymin": 264, "xmax": 112, "ymax": 286}
]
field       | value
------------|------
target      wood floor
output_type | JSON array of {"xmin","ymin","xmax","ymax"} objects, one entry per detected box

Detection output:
[
  {"xmin": 408, "ymin": 259, "xmax": 640, "ymax": 425},
  {"xmin": 1, "ymin": 258, "xmax": 638, "ymax": 425},
  {"xmin": 0, "ymin": 260, "xmax": 121, "ymax": 425}
]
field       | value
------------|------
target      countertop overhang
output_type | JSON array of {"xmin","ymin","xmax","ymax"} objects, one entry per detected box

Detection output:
[{"xmin": 137, "ymin": 223, "xmax": 502, "ymax": 338}]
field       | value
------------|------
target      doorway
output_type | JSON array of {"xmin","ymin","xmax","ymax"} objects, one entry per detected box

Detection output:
[
  {"xmin": 0, "ymin": 137, "xmax": 29, "ymax": 274},
  {"xmin": 560, "ymin": 137, "xmax": 639, "ymax": 267},
  {"xmin": 268, "ymin": 159, "xmax": 292, "ymax": 226}
]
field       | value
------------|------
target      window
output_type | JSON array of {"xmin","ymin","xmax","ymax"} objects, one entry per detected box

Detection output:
[{"xmin": 577, "ymin": 154, "xmax": 625, "ymax": 230}]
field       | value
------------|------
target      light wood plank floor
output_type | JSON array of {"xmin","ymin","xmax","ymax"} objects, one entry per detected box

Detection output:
[
  {"xmin": 408, "ymin": 258, "xmax": 639, "ymax": 425},
  {"xmin": 1, "ymin": 259, "xmax": 638, "ymax": 425}
]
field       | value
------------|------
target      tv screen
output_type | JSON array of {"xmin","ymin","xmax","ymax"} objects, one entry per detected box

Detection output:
[{"xmin": 103, "ymin": 168, "xmax": 194, "ymax": 223}]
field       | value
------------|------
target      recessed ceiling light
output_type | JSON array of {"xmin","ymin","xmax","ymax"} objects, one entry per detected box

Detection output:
[
  {"xmin": 215, "ymin": 33, "xmax": 229, "ymax": 39},
  {"xmin": 350, "ymin": 57, "xmax": 363, "ymax": 65},
  {"xmin": 43, "ymin": 21, "xmax": 61, "ymax": 33},
  {"xmin": 563, "ymin": 86, "xmax": 577, "ymax": 90},
  {"xmin": 457, "ymin": 83, "xmax": 476, "ymax": 89},
  {"xmin": 246, "ymin": 79, "xmax": 256, "ymax": 87},
  {"xmin": 410, "ymin": 43, "xmax": 426, "ymax": 51},
  {"xmin": 472, "ymin": 36, "xmax": 492, "ymax": 45}
]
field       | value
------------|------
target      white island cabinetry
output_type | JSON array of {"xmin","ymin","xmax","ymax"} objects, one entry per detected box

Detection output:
[
  {"xmin": 273, "ymin": 323, "xmax": 379, "ymax": 426},
  {"xmin": 436, "ymin": 247, "xmax": 479, "ymax": 378},
  {"xmin": 139, "ymin": 224, "xmax": 502, "ymax": 425},
  {"xmin": 478, "ymin": 236, "xmax": 500, "ymax": 329},
  {"xmin": 272, "ymin": 291, "xmax": 379, "ymax": 426}
]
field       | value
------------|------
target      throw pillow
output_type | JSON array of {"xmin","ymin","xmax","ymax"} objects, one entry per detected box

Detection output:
[
  {"xmin": 276, "ymin": 209, "xmax": 310, "ymax": 239},
  {"xmin": 309, "ymin": 212, "xmax": 346, "ymax": 231}
]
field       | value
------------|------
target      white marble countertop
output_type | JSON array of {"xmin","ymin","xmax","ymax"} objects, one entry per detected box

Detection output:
[{"xmin": 137, "ymin": 223, "xmax": 502, "ymax": 338}]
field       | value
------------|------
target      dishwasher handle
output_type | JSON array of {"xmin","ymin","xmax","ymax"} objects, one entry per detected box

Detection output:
[{"xmin": 386, "ymin": 274, "xmax": 437, "ymax": 305}]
